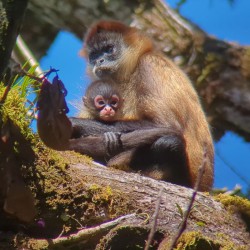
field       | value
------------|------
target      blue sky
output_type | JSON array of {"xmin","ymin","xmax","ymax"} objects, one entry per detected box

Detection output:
[{"xmin": 40, "ymin": 0, "xmax": 250, "ymax": 194}]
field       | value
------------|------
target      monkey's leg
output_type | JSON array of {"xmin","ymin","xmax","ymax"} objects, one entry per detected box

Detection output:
[
  {"xmin": 107, "ymin": 132, "xmax": 191, "ymax": 186},
  {"xmin": 107, "ymin": 149, "xmax": 136, "ymax": 167},
  {"xmin": 106, "ymin": 129, "xmax": 184, "ymax": 165},
  {"xmin": 150, "ymin": 135, "xmax": 191, "ymax": 186},
  {"xmin": 151, "ymin": 135, "xmax": 186, "ymax": 156}
]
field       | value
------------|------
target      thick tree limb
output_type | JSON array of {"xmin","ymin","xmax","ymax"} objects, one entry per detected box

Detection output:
[
  {"xmin": 9, "ymin": 161, "xmax": 249, "ymax": 249},
  {"xmin": 69, "ymin": 163, "xmax": 249, "ymax": 244},
  {"xmin": 0, "ymin": 0, "xmax": 28, "ymax": 80}
]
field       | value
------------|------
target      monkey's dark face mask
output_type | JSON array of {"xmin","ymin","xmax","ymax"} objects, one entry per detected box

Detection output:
[{"xmin": 86, "ymin": 32, "xmax": 125, "ymax": 79}]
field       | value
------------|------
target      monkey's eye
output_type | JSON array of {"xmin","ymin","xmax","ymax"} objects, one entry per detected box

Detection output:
[
  {"xmin": 105, "ymin": 45, "xmax": 114, "ymax": 54},
  {"xmin": 110, "ymin": 95, "xmax": 119, "ymax": 108},
  {"xmin": 94, "ymin": 95, "xmax": 106, "ymax": 109},
  {"xmin": 89, "ymin": 52, "xmax": 98, "ymax": 63}
]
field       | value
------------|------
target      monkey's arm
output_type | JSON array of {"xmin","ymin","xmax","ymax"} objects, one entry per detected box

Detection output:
[
  {"xmin": 68, "ymin": 122, "xmax": 183, "ymax": 164},
  {"xmin": 70, "ymin": 117, "xmax": 180, "ymax": 154},
  {"xmin": 36, "ymin": 77, "xmax": 184, "ymax": 164},
  {"xmin": 69, "ymin": 117, "xmax": 156, "ymax": 136}
]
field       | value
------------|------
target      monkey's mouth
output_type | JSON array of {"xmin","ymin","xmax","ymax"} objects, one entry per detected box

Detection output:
[
  {"xmin": 100, "ymin": 112, "xmax": 115, "ymax": 121},
  {"xmin": 94, "ymin": 67, "xmax": 114, "ymax": 78},
  {"xmin": 100, "ymin": 115, "xmax": 115, "ymax": 122}
]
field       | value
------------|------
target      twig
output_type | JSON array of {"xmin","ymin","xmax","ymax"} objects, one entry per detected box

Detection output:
[
  {"xmin": 13, "ymin": 36, "xmax": 43, "ymax": 76},
  {"xmin": 16, "ymin": 213, "xmax": 136, "ymax": 249},
  {"xmin": 50, "ymin": 213, "xmax": 136, "ymax": 246},
  {"xmin": 168, "ymin": 147, "xmax": 207, "ymax": 250},
  {"xmin": 144, "ymin": 187, "xmax": 164, "ymax": 250},
  {"xmin": 0, "ymin": 35, "xmax": 43, "ymax": 105},
  {"xmin": 0, "ymin": 67, "xmax": 43, "ymax": 105},
  {"xmin": 157, "ymin": 0, "xmax": 199, "ymax": 34}
]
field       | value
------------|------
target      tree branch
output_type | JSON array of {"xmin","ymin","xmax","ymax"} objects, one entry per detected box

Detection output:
[
  {"xmin": 0, "ymin": 0, "xmax": 28, "ymax": 80},
  {"xmin": 10, "ymin": 161, "xmax": 249, "ymax": 249}
]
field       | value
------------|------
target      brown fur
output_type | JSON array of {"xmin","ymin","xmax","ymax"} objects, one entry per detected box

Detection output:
[{"xmin": 83, "ymin": 20, "xmax": 214, "ymax": 191}]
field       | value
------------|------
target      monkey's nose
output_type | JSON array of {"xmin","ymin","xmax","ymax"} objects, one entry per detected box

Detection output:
[
  {"xmin": 96, "ymin": 58, "xmax": 105, "ymax": 66},
  {"xmin": 104, "ymin": 106, "xmax": 113, "ymax": 113}
]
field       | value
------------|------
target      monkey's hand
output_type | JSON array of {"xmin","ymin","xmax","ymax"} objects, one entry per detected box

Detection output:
[
  {"xmin": 104, "ymin": 131, "xmax": 122, "ymax": 156},
  {"xmin": 37, "ymin": 75, "xmax": 72, "ymax": 150}
]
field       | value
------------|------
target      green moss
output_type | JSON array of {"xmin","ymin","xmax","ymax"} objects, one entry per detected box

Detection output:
[
  {"xmin": 215, "ymin": 194, "xmax": 250, "ymax": 216},
  {"xmin": 97, "ymin": 226, "xmax": 164, "ymax": 250},
  {"xmin": 173, "ymin": 232, "xmax": 217, "ymax": 250},
  {"xmin": 196, "ymin": 53, "xmax": 221, "ymax": 85},
  {"xmin": 169, "ymin": 231, "xmax": 247, "ymax": 250},
  {"xmin": 86, "ymin": 184, "xmax": 134, "ymax": 219},
  {"xmin": 17, "ymin": 237, "xmax": 49, "ymax": 250},
  {"xmin": 214, "ymin": 193, "xmax": 250, "ymax": 231},
  {"xmin": 215, "ymin": 233, "xmax": 248, "ymax": 250},
  {"xmin": 242, "ymin": 47, "xmax": 250, "ymax": 79},
  {"xmin": 0, "ymin": 82, "xmax": 99, "ymax": 233},
  {"xmin": 0, "ymin": 80, "xmax": 135, "ymax": 242},
  {"xmin": 0, "ymin": 83, "xmax": 34, "ymax": 142}
]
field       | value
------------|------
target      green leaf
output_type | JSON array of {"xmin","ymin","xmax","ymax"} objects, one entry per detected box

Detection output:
[{"xmin": 176, "ymin": 203, "xmax": 184, "ymax": 218}]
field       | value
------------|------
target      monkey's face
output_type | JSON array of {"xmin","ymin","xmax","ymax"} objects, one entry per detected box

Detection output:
[
  {"xmin": 85, "ymin": 32, "xmax": 126, "ymax": 79},
  {"xmin": 94, "ymin": 94, "xmax": 120, "ymax": 121}
]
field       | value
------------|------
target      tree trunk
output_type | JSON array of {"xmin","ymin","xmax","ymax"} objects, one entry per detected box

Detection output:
[{"xmin": 0, "ymin": 0, "xmax": 28, "ymax": 80}]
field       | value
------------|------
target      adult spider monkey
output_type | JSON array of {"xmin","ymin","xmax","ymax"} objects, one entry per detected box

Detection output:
[{"xmin": 37, "ymin": 20, "xmax": 214, "ymax": 191}]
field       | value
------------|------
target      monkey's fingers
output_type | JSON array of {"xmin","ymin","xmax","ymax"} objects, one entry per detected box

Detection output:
[{"xmin": 104, "ymin": 131, "xmax": 122, "ymax": 156}]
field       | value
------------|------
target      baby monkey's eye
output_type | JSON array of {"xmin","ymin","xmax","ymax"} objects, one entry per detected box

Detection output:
[
  {"xmin": 110, "ymin": 95, "xmax": 119, "ymax": 108},
  {"xmin": 98, "ymin": 100, "xmax": 105, "ymax": 105},
  {"xmin": 94, "ymin": 95, "xmax": 106, "ymax": 109},
  {"xmin": 111, "ymin": 100, "xmax": 117, "ymax": 106}
]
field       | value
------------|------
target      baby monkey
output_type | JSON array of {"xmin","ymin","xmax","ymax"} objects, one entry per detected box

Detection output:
[{"xmin": 83, "ymin": 80, "xmax": 124, "ymax": 122}]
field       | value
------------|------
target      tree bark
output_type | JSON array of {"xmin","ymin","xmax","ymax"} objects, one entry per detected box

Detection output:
[
  {"xmin": 0, "ymin": 0, "xmax": 28, "ymax": 80},
  {"xmin": 1, "ymin": 154, "xmax": 249, "ymax": 249}
]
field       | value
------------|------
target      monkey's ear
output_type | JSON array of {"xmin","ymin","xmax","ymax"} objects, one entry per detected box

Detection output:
[
  {"xmin": 82, "ymin": 96, "xmax": 89, "ymax": 106},
  {"xmin": 79, "ymin": 48, "xmax": 87, "ymax": 58}
]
